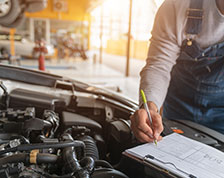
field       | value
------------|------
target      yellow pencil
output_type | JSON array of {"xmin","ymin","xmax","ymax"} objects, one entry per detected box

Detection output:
[{"xmin": 140, "ymin": 89, "xmax": 157, "ymax": 145}]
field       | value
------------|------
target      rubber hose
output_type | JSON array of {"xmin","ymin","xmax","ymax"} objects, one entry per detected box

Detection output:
[
  {"xmin": 79, "ymin": 136, "xmax": 99, "ymax": 160},
  {"xmin": 36, "ymin": 153, "xmax": 58, "ymax": 164},
  {"xmin": 79, "ymin": 156, "xmax": 95, "ymax": 173},
  {"xmin": 61, "ymin": 133, "xmax": 85, "ymax": 158},
  {"xmin": 95, "ymin": 160, "xmax": 113, "ymax": 169},
  {"xmin": 62, "ymin": 147, "xmax": 91, "ymax": 178},
  {"xmin": 0, "ymin": 153, "xmax": 58, "ymax": 166},
  {"xmin": 0, "ymin": 153, "xmax": 28, "ymax": 166},
  {"xmin": 62, "ymin": 146, "xmax": 82, "ymax": 174},
  {"xmin": 0, "ymin": 141, "xmax": 85, "ymax": 155}
]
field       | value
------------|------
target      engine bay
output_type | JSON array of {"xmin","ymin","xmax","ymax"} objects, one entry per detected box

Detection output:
[
  {"xmin": 0, "ymin": 79, "xmax": 137, "ymax": 178},
  {"xmin": 1, "ymin": 65, "xmax": 224, "ymax": 178}
]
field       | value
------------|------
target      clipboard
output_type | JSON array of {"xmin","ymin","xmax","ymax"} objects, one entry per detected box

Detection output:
[
  {"xmin": 123, "ymin": 151, "xmax": 183, "ymax": 178},
  {"xmin": 123, "ymin": 133, "xmax": 224, "ymax": 178}
]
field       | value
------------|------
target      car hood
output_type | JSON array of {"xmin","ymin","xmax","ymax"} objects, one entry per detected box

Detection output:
[{"xmin": 0, "ymin": 64, "xmax": 138, "ymax": 111}]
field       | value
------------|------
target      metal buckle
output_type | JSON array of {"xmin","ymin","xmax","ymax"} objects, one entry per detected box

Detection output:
[
  {"xmin": 186, "ymin": 8, "xmax": 204, "ymax": 19},
  {"xmin": 187, "ymin": 39, "xmax": 193, "ymax": 46}
]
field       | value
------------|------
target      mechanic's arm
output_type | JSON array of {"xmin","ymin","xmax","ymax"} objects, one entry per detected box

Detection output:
[{"xmin": 131, "ymin": 0, "xmax": 182, "ymax": 143}]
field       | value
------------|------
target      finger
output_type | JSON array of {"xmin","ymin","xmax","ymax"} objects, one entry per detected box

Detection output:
[
  {"xmin": 131, "ymin": 112, "xmax": 163, "ymax": 143},
  {"xmin": 135, "ymin": 110, "xmax": 154, "ymax": 138},
  {"xmin": 132, "ymin": 119, "xmax": 162, "ymax": 143},
  {"xmin": 150, "ymin": 112, "xmax": 164, "ymax": 140},
  {"xmin": 132, "ymin": 125, "xmax": 155, "ymax": 143},
  {"xmin": 131, "ymin": 116, "xmax": 154, "ymax": 143},
  {"xmin": 134, "ymin": 126, "xmax": 162, "ymax": 143},
  {"xmin": 136, "ymin": 131, "xmax": 155, "ymax": 143},
  {"xmin": 158, "ymin": 135, "xmax": 163, "ymax": 141}
]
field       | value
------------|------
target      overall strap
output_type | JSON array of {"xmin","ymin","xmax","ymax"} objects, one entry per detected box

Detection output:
[{"xmin": 185, "ymin": 0, "xmax": 204, "ymax": 35}]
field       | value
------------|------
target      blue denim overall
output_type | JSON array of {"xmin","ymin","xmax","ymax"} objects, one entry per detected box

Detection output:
[{"xmin": 163, "ymin": 0, "xmax": 224, "ymax": 134}]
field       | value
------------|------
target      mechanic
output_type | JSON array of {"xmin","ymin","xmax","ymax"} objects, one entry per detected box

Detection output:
[{"xmin": 131, "ymin": 0, "xmax": 224, "ymax": 143}]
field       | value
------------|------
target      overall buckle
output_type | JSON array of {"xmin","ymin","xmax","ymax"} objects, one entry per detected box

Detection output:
[{"xmin": 186, "ymin": 8, "xmax": 204, "ymax": 19}]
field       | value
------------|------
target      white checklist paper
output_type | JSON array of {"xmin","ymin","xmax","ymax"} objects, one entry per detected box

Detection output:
[{"xmin": 125, "ymin": 133, "xmax": 224, "ymax": 178}]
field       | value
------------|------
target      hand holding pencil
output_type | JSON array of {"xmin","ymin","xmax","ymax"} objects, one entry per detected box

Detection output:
[
  {"xmin": 130, "ymin": 90, "xmax": 164, "ymax": 143},
  {"xmin": 140, "ymin": 89, "xmax": 158, "ymax": 145}
]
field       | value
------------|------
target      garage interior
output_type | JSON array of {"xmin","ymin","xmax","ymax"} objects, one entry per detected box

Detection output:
[
  {"xmin": 1, "ymin": 1, "xmax": 224, "ymax": 178},
  {"xmin": 0, "ymin": 0, "xmax": 163, "ymax": 102}
]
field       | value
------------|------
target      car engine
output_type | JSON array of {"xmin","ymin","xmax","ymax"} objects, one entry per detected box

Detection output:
[{"xmin": 0, "ymin": 80, "xmax": 135, "ymax": 178}]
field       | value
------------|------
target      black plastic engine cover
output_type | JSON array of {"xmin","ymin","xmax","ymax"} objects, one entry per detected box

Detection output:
[{"xmin": 9, "ymin": 88, "xmax": 66, "ymax": 117}]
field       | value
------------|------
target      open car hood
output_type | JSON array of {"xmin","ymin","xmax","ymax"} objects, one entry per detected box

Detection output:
[{"xmin": 0, "ymin": 64, "xmax": 138, "ymax": 111}]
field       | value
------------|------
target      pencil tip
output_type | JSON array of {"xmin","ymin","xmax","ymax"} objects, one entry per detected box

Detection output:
[{"xmin": 154, "ymin": 140, "xmax": 158, "ymax": 146}]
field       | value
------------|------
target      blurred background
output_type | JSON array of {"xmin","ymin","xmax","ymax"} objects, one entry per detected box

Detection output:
[{"xmin": 0, "ymin": 0, "xmax": 164, "ymax": 101}]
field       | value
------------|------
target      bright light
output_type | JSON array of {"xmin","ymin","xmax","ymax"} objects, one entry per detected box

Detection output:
[
  {"xmin": 155, "ymin": 0, "xmax": 164, "ymax": 8},
  {"xmin": 103, "ymin": 0, "xmax": 129, "ymax": 14},
  {"xmin": 90, "ymin": 0, "xmax": 165, "ymax": 49}
]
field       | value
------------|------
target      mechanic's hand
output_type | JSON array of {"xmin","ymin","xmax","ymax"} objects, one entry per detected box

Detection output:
[{"xmin": 130, "ymin": 102, "xmax": 163, "ymax": 143}]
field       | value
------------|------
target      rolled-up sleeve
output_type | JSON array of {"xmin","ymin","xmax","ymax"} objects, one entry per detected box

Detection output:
[{"xmin": 139, "ymin": 0, "xmax": 181, "ymax": 109}]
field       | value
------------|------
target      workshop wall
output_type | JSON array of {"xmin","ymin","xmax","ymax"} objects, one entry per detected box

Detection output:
[
  {"xmin": 26, "ymin": 0, "xmax": 91, "ymax": 21},
  {"xmin": 106, "ymin": 39, "xmax": 148, "ymax": 60}
]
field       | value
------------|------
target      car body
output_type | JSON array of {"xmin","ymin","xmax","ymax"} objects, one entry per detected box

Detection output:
[
  {"xmin": 0, "ymin": 0, "xmax": 48, "ymax": 28},
  {"xmin": 0, "ymin": 32, "xmax": 55, "ymax": 58},
  {"xmin": 0, "ymin": 64, "xmax": 223, "ymax": 178}
]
